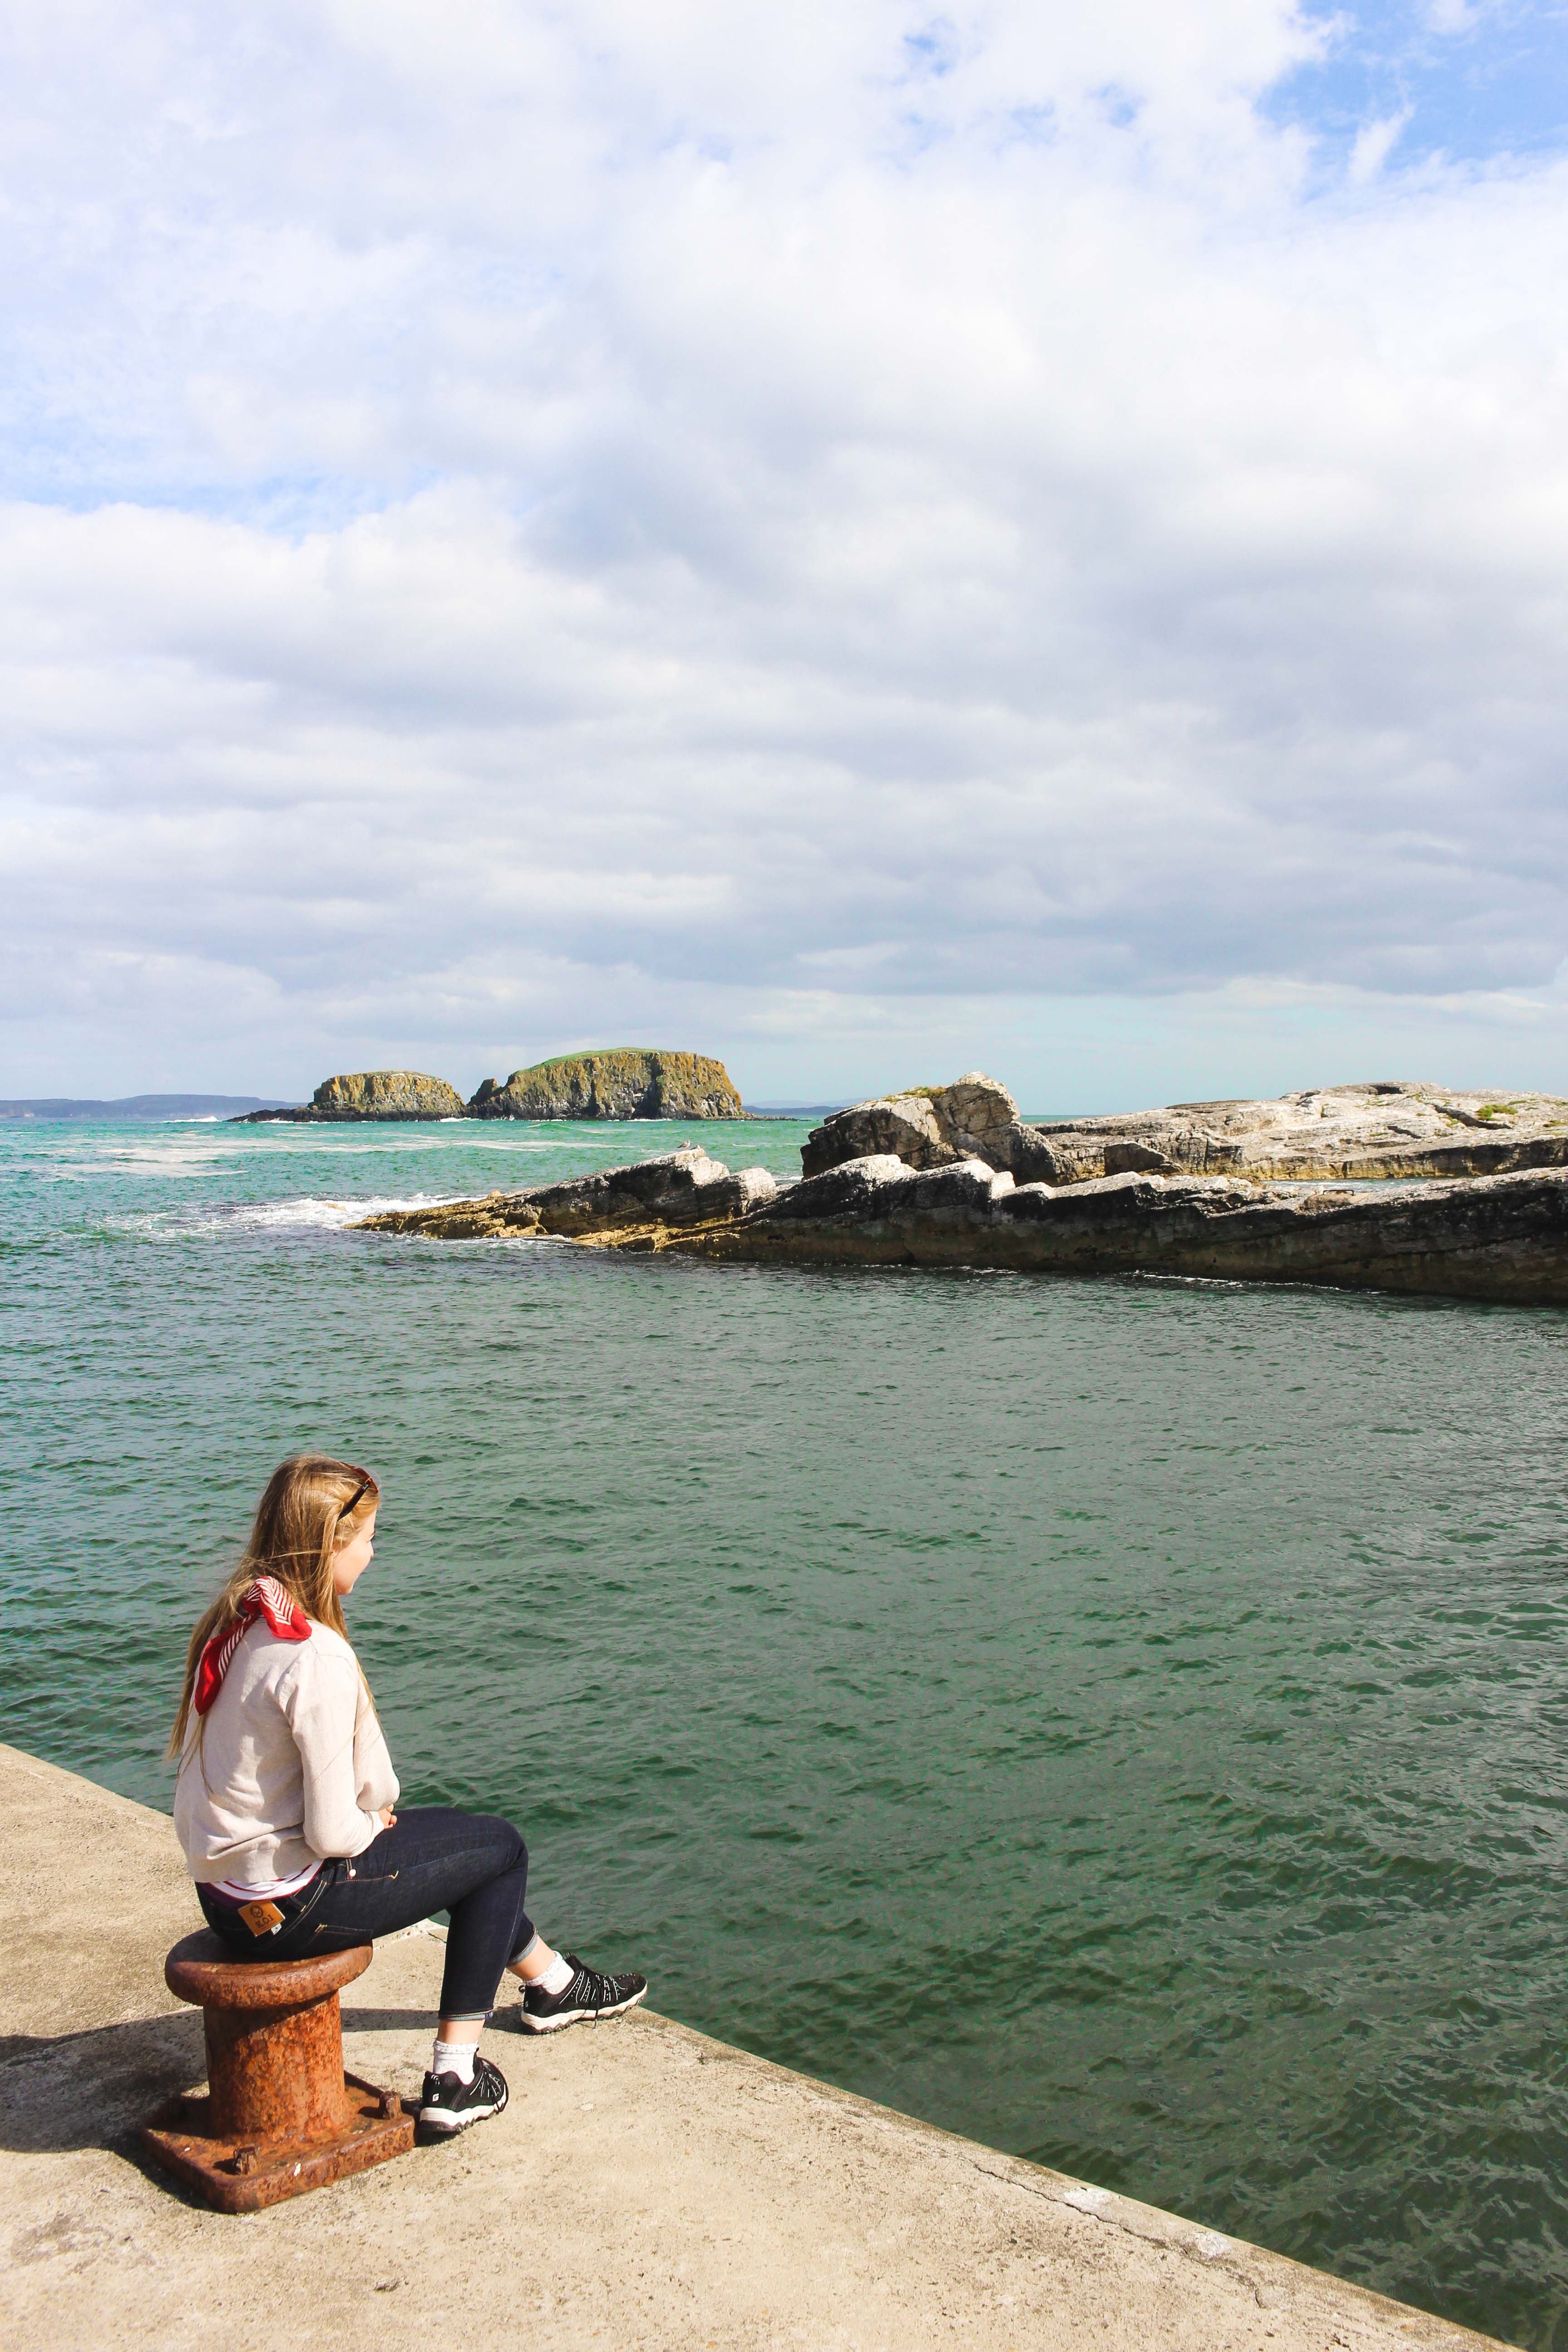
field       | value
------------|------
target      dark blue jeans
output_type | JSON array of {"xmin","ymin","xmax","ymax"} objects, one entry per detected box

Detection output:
[{"xmin": 197, "ymin": 1808, "xmax": 534, "ymax": 2019}]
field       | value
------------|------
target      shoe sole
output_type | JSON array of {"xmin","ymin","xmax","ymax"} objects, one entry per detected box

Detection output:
[
  {"xmin": 416, "ymin": 2081, "xmax": 510, "ymax": 2136},
  {"xmin": 517, "ymin": 1985, "xmax": 648, "ymax": 2035}
]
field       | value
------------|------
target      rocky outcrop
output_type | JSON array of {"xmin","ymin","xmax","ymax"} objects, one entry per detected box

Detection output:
[
  {"xmin": 1024, "ymin": 1081, "xmax": 1568, "ymax": 1183},
  {"xmin": 807, "ymin": 1077, "xmax": 1568, "ymax": 1186},
  {"xmin": 355, "ymin": 1147, "xmax": 1568, "ymax": 1305},
  {"xmin": 468, "ymin": 1050, "xmax": 744, "ymax": 1121},
  {"xmin": 692, "ymin": 1156, "xmax": 1568, "ymax": 1301},
  {"xmin": 803, "ymin": 1073, "xmax": 1073, "ymax": 1184},
  {"xmin": 346, "ymin": 1067, "xmax": 1568, "ymax": 1302},
  {"xmin": 801, "ymin": 1092, "xmax": 951, "ymax": 1174},
  {"xmin": 240, "ymin": 1070, "xmax": 467, "ymax": 1122},
  {"xmin": 358, "ymin": 1150, "xmax": 778, "ymax": 1248}
]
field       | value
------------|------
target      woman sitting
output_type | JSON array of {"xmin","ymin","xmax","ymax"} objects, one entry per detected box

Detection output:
[{"xmin": 171, "ymin": 1452, "xmax": 646, "ymax": 2137}]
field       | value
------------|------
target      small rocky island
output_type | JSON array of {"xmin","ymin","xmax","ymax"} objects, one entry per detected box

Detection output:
[
  {"xmin": 469, "ymin": 1050, "xmax": 743, "ymax": 1120},
  {"xmin": 236, "ymin": 1050, "xmax": 745, "ymax": 1122},
  {"xmin": 240, "ymin": 1070, "xmax": 468, "ymax": 1122},
  {"xmin": 357, "ymin": 1072, "xmax": 1568, "ymax": 1306}
]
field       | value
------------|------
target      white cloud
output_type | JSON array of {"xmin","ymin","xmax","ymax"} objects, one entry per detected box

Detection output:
[
  {"xmin": 2, "ymin": 0, "xmax": 1568, "ymax": 1103},
  {"xmin": 1348, "ymin": 109, "xmax": 1412, "ymax": 181},
  {"xmin": 1424, "ymin": 0, "xmax": 1482, "ymax": 33}
]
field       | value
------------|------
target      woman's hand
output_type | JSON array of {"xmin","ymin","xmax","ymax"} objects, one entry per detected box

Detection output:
[{"xmin": 379, "ymin": 1807, "xmax": 397, "ymax": 1830}]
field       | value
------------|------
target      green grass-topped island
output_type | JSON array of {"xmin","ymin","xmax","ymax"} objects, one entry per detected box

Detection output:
[
  {"xmin": 468, "ymin": 1049, "xmax": 742, "ymax": 1120},
  {"xmin": 236, "ymin": 1049, "xmax": 746, "ymax": 1122}
]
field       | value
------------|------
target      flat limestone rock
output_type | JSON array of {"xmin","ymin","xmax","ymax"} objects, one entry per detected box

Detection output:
[
  {"xmin": 1042, "ymin": 1083, "xmax": 1568, "ymax": 1182},
  {"xmin": 239, "ymin": 1070, "xmax": 467, "ymax": 1123},
  {"xmin": 807, "ymin": 1077, "xmax": 1568, "ymax": 1186},
  {"xmin": 469, "ymin": 1049, "xmax": 743, "ymax": 1121}
]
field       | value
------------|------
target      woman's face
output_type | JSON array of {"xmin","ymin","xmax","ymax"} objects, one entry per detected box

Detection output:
[{"xmin": 332, "ymin": 1509, "xmax": 377, "ymax": 1596}]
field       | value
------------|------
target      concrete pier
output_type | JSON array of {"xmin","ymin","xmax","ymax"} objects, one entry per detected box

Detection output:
[{"xmin": 0, "ymin": 1741, "xmax": 1514, "ymax": 2350}]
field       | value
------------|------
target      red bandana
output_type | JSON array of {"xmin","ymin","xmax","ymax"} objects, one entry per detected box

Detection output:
[{"xmin": 193, "ymin": 1575, "xmax": 312, "ymax": 1715}]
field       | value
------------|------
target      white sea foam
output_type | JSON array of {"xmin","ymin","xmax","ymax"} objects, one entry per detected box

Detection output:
[
  {"xmin": 110, "ymin": 1191, "xmax": 489, "ymax": 1241},
  {"xmin": 230, "ymin": 1195, "xmax": 418, "ymax": 1231},
  {"xmin": 44, "ymin": 1135, "xmax": 594, "ymax": 1175},
  {"xmin": 225, "ymin": 1194, "xmax": 560, "ymax": 1246},
  {"xmin": 235, "ymin": 1134, "xmax": 621, "ymax": 1157},
  {"xmin": 50, "ymin": 1142, "xmax": 243, "ymax": 1177},
  {"xmin": 216, "ymin": 1192, "xmax": 468, "ymax": 1233},
  {"xmin": 25, "ymin": 1122, "xmax": 734, "ymax": 1181}
]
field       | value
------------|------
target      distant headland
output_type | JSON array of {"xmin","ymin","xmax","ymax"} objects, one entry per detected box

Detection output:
[
  {"xmin": 236, "ymin": 1049, "xmax": 747, "ymax": 1123},
  {"xmin": 0, "ymin": 1093, "xmax": 290, "ymax": 1122}
]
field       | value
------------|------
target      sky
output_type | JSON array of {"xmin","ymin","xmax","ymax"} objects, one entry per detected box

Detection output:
[{"xmin": 3, "ymin": 0, "xmax": 1568, "ymax": 1112}]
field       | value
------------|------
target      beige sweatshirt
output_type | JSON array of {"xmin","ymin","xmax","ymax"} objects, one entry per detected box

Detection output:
[{"xmin": 174, "ymin": 1615, "xmax": 399, "ymax": 1886}]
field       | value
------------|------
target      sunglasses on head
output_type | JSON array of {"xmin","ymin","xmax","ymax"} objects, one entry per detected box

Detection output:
[{"xmin": 337, "ymin": 1469, "xmax": 375, "ymax": 1520}]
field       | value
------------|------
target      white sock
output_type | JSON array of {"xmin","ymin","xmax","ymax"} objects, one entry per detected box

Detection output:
[
  {"xmin": 533, "ymin": 1950, "xmax": 573, "ymax": 1997},
  {"xmin": 432, "ymin": 2037, "xmax": 479, "ymax": 2082}
]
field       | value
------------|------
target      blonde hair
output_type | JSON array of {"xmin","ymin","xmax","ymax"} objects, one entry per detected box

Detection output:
[{"xmin": 170, "ymin": 1453, "xmax": 381, "ymax": 1757}]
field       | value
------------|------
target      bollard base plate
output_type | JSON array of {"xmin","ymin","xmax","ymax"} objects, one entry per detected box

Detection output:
[{"xmin": 141, "ymin": 2072, "xmax": 415, "ymax": 2211}]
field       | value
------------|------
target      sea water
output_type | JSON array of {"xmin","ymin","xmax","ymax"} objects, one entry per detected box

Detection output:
[{"xmin": 4, "ymin": 1114, "xmax": 1568, "ymax": 2347}]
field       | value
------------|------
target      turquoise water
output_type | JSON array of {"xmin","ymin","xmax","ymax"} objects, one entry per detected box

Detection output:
[{"xmin": 5, "ymin": 1116, "xmax": 1568, "ymax": 2346}]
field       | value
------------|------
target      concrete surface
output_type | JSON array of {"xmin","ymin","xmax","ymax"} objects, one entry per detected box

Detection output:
[{"xmin": 0, "ymin": 1741, "xmax": 1514, "ymax": 2351}]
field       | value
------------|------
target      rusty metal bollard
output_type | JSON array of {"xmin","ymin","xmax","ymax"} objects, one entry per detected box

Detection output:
[{"xmin": 141, "ymin": 1930, "xmax": 414, "ymax": 2210}]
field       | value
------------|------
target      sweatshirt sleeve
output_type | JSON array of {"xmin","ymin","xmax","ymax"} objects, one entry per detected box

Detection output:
[
  {"xmin": 279, "ymin": 1642, "xmax": 383, "ymax": 1859},
  {"xmin": 353, "ymin": 1697, "xmax": 399, "ymax": 1818}
]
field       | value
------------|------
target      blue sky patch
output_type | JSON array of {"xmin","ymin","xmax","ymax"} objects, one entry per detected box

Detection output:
[{"xmin": 1268, "ymin": 0, "xmax": 1568, "ymax": 169}]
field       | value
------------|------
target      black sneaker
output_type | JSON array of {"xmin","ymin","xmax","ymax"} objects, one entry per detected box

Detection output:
[
  {"xmin": 416, "ymin": 2050, "xmax": 510, "ymax": 2137},
  {"xmin": 519, "ymin": 1953, "xmax": 648, "ymax": 2034}
]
